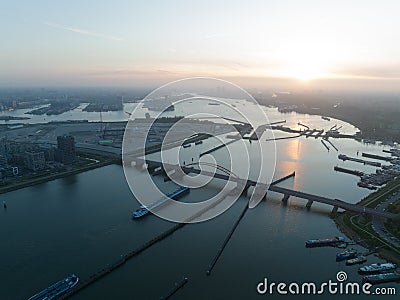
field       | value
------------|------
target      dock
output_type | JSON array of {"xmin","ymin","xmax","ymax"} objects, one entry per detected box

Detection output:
[
  {"xmin": 314, "ymin": 129, "xmax": 324, "ymax": 138},
  {"xmin": 334, "ymin": 166, "xmax": 364, "ymax": 177},
  {"xmin": 200, "ymin": 139, "xmax": 237, "ymax": 157},
  {"xmin": 326, "ymin": 139, "xmax": 338, "ymax": 151},
  {"xmin": 338, "ymin": 154, "xmax": 381, "ymax": 167},
  {"xmin": 298, "ymin": 123, "xmax": 309, "ymax": 130},
  {"xmin": 321, "ymin": 139, "xmax": 330, "ymax": 151},
  {"xmin": 266, "ymin": 134, "xmax": 301, "ymax": 141},
  {"xmin": 362, "ymin": 152, "xmax": 392, "ymax": 162}
]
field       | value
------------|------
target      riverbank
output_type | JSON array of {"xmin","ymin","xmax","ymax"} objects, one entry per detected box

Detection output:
[
  {"xmin": 333, "ymin": 177, "xmax": 400, "ymax": 264},
  {"xmin": 334, "ymin": 213, "xmax": 400, "ymax": 265},
  {"xmin": 0, "ymin": 155, "xmax": 118, "ymax": 195},
  {"xmin": 257, "ymin": 95, "xmax": 400, "ymax": 143}
]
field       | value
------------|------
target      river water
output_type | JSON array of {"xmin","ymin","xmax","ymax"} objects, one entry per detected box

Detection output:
[{"xmin": 0, "ymin": 103, "xmax": 399, "ymax": 299}]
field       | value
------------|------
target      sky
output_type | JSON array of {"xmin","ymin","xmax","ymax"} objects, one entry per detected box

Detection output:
[{"xmin": 1, "ymin": 0, "xmax": 400, "ymax": 90}]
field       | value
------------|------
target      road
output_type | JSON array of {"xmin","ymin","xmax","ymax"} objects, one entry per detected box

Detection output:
[{"xmin": 372, "ymin": 189, "xmax": 400, "ymax": 249}]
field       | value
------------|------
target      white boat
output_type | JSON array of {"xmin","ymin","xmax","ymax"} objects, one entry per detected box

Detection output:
[{"xmin": 358, "ymin": 263, "xmax": 397, "ymax": 274}]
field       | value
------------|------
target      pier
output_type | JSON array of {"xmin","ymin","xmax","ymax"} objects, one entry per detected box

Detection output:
[
  {"xmin": 298, "ymin": 123, "xmax": 309, "ymax": 130},
  {"xmin": 334, "ymin": 166, "xmax": 364, "ymax": 177},
  {"xmin": 338, "ymin": 154, "xmax": 382, "ymax": 167},
  {"xmin": 247, "ymin": 120, "xmax": 286, "ymax": 140},
  {"xmin": 321, "ymin": 139, "xmax": 330, "ymax": 151},
  {"xmin": 206, "ymin": 202, "xmax": 249, "ymax": 275},
  {"xmin": 266, "ymin": 134, "xmax": 301, "ymax": 141},
  {"xmin": 314, "ymin": 129, "xmax": 324, "ymax": 138},
  {"xmin": 326, "ymin": 139, "xmax": 338, "ymax": 151},
  {"xmin": 160, "ymin": 277, "xmax": 188, "ymax": 300},
  {"xmin": 200, "ymin": 139, "xmax": 237, "ymax": 157},
  {"xmin": 362, "ymin": 152, "xmax": 392, "ymax": 162}
]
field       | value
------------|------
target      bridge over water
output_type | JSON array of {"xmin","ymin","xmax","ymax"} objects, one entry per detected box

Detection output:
[{"xmin": 131, "ymin": 158, "xmax": 397, "ymax": 220}]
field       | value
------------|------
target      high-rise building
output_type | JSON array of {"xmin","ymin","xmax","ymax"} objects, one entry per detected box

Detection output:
[
  {"xmin": 56, "ymin": 135, "xmax": 76, "ymax": 164},
  {"xmin": 0, "ymin": 154, "xmax": 8, "ymax": 168},
  {"xmin": 24, "ymin": 151, "xmax": 45, "ymax": 171}
]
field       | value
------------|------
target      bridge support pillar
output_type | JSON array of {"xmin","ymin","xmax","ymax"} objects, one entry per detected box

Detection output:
[
  {"xmin": 331, "ymin": 206, "xmax": 338, "ymax": 214},
  {"xmin": 282, "ymin": 194, "xmax": 290, "ymax": 205},
  {"xmin": 306, "ymin": 200, "xmax": 313, "ymax": 209}
]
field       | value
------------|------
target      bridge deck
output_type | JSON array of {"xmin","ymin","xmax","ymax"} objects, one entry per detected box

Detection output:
[{"xmin": 136, "ymin": 159, "xmax": 397, "ymax": 219}]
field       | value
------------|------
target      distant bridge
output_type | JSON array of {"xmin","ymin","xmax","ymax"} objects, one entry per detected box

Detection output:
[{"xmin": 130, "ymin": 158, "xmax": 397, "ymax": 220}]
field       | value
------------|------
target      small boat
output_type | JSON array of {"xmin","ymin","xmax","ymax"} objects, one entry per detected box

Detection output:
[
  {"xmin": 346, "ymin": 255, "xmax": 367, "ymax": 265},
  {"xmin": 358, "ymin": 263, "xmax": 397, "ymax": 274},
  {"xmin": 194, "ymin": 140, "xmax": 203, "ymax": 145},
  {"xmin": 336, "ymin": 248, "xmax": 357, "ymax": 261},
  {"xmin": 362, "ymin": 272, "xmax": 400, "ymax": 284},
  {"xmin": 2, "ymin": 200, "xmax": 6, "ymax": 209},
  {"xmin": 182, "ymin": 144, "xmax": 191, "ymax": 148},
  {"xmin": 28, "ymin": 274, "xmax": 79, "ymax": 300}
]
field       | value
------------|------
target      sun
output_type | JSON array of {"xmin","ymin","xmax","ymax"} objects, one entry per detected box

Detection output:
[
  {"xmin": 283, "ymin": 64, "xmax": 324, "ymax": 81},
  {"xmin": 277, "ymin": 46, "xmax": 332, "ymax": 81}
]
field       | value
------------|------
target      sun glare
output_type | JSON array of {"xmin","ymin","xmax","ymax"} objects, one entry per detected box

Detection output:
[{"xmin": 283, "ymin": 64, "xmax": 325, "ymax": 81}]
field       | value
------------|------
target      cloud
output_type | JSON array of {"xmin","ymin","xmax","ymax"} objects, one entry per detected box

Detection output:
[{"xmin": 44, "ymin": 21, "xmax": 124, "ymax": 41}]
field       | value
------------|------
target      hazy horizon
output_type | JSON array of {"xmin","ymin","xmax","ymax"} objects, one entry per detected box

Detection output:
[{"xmin": 2, "ymin": 0, "xmax": 400, "ymax": 92}]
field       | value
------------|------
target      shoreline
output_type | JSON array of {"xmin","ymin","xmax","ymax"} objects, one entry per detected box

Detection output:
[
  {"xmin": 332, "ymin": 177, "xmax": 400, "ymax": 264},
  {"xmin": 333, "ymin": 212, "xmax": 400, "ymax": 265},
  {"xmin": 0, "ymin": 158, "xmax": 118, "ymax": 195}
]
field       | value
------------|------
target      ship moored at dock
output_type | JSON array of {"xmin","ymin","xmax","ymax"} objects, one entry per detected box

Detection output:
[
  {"xmin": 362, "ymin": 272, "xmax": 400, "ymax": 284},
  {"xmin": 358, "ymin": 263, "xmax": 397, "ymax": 274},
  {"xmin": 305, "ymin": 237, "xmax": 345, "ymax": 248},
  {"xmin": 346, "ymin": 255, "xmax": 367, "ymax": 265},
  {"xmin": 336, "ymin": 248, "xmax": 357, "ymax": 261}
]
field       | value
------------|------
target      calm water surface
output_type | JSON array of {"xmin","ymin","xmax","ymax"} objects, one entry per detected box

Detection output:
[{"xmin": 0, "ymin": 107, "xmax": 398, "ymax": 299}]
